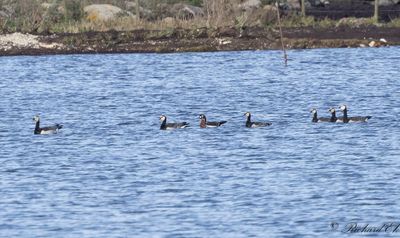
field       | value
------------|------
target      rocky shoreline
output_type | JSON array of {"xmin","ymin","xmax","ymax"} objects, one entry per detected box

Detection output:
[{"xmin": 1, "ymin": 26, "xmax": 400, "ymax": 56}]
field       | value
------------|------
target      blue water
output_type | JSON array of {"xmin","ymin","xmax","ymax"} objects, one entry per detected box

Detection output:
[{"xmin": 0, "ymin": 47, "xmax": 399, "ymax": 237}]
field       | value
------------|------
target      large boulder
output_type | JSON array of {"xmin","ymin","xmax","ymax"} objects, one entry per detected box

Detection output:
[
  {"xmin": 287, "ymin": 0, "xmax": 301, "ymax": 10},
  {"xmin": 84, "ymin": 4, "xmax": 124, "ymax": 21},
  {"xmin": 313, "ymin": 0, "xmax": 330, "ymax": 7},
  {"xmin": 0, "ymin": 5, "xmax": 13, "ymax": 18},
  {"xmin": 125, "ymin": 1, "xmax": 152, "ymax": 18},
  {"xmin": 238, "ymin": 0, "xmax": 262, "ymax": 11},
  {"xmin": 170, "ymin": 3, "xmax": 204, "ymax": 19},
  {"xmin": 243, "ymin": 5, "xmax": 278, "ymax": 26},
  {"xmin": 260, "ymin": 5, "xmax": 278, "ymax": 24},
  {"xmin": 41, "ymin": 3, "xmax": 52, "ymax": 9},
  {"xmin": 162, "ymin": 17, "xmax": 176, "ymax": 25},
  {"xmin": 0, "ymin": 10, "xmax": 8, "ymax": 19},
  {"xmin": 125, "ymin": 1, "xmax": 136, "ymax": 10},
  {"xmin": 40, "ymin": 3, "xmax": 65, "ymax": 15}
]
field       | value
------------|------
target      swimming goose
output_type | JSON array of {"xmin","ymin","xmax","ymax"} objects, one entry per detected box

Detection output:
[
  {"xmin": 159, "ymin": 115, "xmax": 189, "ymax": 130},
  {"xmin": 199, "ymin": 114, "xmax": 227, "ymax": 128},
  {"xmin": 310, "ymin": 109, "xmax": 330, "ymax": 123},
  {"xmin": 244, "ymin": 112, "xmax": 272, "ymax": 128},
  {"xmin": 328, "ymin": 108, "xmax": 343, "ymax": 123},
  {"xmin": 33, "ymin": 115, "xmax": 63, "ymax": 135},
  {"xmin": 338, "ymin": 105, "xmax": 372, "ymax": 123}
]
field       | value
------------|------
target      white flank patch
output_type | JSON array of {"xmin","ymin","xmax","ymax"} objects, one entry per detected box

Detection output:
[{"xmin": 40, "ymin": 130, "xmax": 57, "ymax": 135}]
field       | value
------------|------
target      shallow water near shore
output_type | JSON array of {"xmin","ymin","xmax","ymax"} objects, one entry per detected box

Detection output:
[{"xmin": 0, "ymin": 47, "xmax": 399, "ymax": 237}]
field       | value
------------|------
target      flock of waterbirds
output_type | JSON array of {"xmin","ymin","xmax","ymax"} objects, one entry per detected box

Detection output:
[
  {"xmin": 311, "ymin": 105, "xmax": 372, "ymax": 123},
  {"xmin": 32, "ymin": 105, "xmax": 371, "ymax": 134}
]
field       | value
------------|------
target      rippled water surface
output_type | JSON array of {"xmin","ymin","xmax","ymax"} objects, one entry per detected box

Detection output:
[{"xmin": 1, "ymin": 47, "xmax": 399, "ymax": 237}]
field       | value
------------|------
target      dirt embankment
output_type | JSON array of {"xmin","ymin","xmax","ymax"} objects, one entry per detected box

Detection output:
[{"xmin": 1, "ymin": 26, "xmax": 400, "ymax": 56}]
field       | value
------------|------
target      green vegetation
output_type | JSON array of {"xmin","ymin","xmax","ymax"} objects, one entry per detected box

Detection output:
[
  {"xmin": 0, "ymin": 0, "xmax": 399, "ymax": 34},
  {"xmin": 386, "ymin": 17, "xmax": 400, "ymax": 27}
]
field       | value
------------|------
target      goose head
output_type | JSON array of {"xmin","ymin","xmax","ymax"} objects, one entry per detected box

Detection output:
[
  {"xmin": 199, "ymin": 114, "xmax": 206, "ymax": 120},
  {"xmin": 339, "ymin": 105, "xmax": 347, "ymax": 111},
  {"xmin": 159, "ymin": 115, "xmax": 167, "ymax": 122},
  {"xmin": 33, "ymin": 115, "xmax": 40, "ymax": 122},
  {"xmin": 328, "ymin": 108, "xmax": 336, "ymax": 113},
  {"xmin": 310, "ymin": 109, "xmax": 317, "ymax": 115},
  {"xmin": 244, "ymin": 112, "xmax": 251, "ymax": 118}
]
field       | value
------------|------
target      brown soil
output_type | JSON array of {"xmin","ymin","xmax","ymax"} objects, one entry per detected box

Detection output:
[{"xmin": 1, "ymin": 26, "xmax": 400, "ymax": 56}]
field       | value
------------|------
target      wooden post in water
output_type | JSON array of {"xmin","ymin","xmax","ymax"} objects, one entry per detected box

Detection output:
[
  {"xmin": 276, "ymin": 2, "xmax": 288, "ymax": 66},
  {"xmin": 301, "ymin": 0, "xmax": 306, "ymax": 17},
  {"xmin": 374, "ymin": 0, "xmax": 379, "ymax": 23}
]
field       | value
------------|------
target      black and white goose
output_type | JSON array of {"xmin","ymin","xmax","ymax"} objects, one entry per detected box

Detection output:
[
  {"xmin": 33, "ymin": 115, "xmax": 63, "ymax": 135},
  {"xmin": 328, "ymin": 108, "xmax": 343, "ymax": 123},
  {"xmin": 199, "ymin": 114, "xmax": 227, "ymax": 128},
  {"xmin": 338, "ymin": 105, "xmax": 372, "ymax": 123},
  {"xmin": 310, "ymin": 109, "xmax": 330, "ymax": 123},
  {"xmin": 159, "ymin": 115, "xmax": 189, "ymax": 130},
  {"xmin": 244, "ymin": 112, "xmax": 272, "ymax": 128}
]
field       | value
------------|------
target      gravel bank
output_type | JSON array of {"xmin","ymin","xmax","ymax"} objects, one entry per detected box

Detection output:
[
  {"xmin": 1, "ymin": 26, "xmax": 399, "ymax": 56},
  {"xmin": 0, "ymin": 33, "xmax": 63, "ymax": 52}
]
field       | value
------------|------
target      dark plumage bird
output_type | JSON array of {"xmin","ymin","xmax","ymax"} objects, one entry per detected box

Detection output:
[
  {"xmin": 199, "ymin": 114, "xmax": 227, "ymax": 128},
  {"xmin": 338, "ymin": 105, "xmax": 372, "ymax": 123},
  {"xmin": 310, "ymin": 109, "xmax": 330, "ymax": 123},
  {"xmin": 244, "ymin": 112, "xmax": 272, "ymax": 128},
  {"xmin": 328, "ymin": 108, "xmax": 343, "ymax": 123},
  {"xmin": 159, "ymin": 115, "xmax": 189, "ymax": 130},
  {"xmin": 33, "ymin": 115, "xmax": 63, "ymax": 135}
]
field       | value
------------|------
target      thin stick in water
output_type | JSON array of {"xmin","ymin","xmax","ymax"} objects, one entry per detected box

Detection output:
[{"xmin": 276, "ymin": 2, "xmax": 288, "ymax": 66}]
